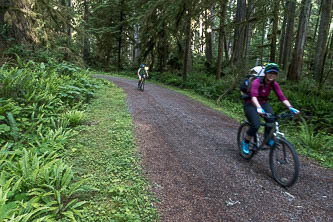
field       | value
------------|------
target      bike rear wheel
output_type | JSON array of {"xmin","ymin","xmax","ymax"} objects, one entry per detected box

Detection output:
[
  {"xmin": 140, "ymin": 78, "xmax": 145, "ymax": 91},
  {"xmin": 269, "ymin": 138, "xmax": 299, "ymax": 187},
  {"xmin": 142, "ymin": 79, "xmax": 145, "ymax": 91},
  {"xmin": 237, "ymin": 122, "xmax": 255, "ymax": 160}
]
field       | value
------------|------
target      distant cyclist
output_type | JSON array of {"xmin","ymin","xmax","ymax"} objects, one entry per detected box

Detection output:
[
  {"xmin": 241, "ymin": 63, "xmax": 300, "ymax": 154},
  {"xmin": 137, "ymin": 64, "xmax": 149, "ymax": 89}
]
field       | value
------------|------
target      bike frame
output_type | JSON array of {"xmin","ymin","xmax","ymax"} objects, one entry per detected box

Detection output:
[{"xmin": 250, "ymin": 115, "xmax": 286, "ymax": 151}]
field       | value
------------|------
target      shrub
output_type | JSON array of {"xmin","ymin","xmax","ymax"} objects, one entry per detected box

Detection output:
[{"xmin": 62, "ymin": 110, "xmax": 86, "ymax": 127}]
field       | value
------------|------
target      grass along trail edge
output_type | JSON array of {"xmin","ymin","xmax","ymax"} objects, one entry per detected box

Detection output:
[{"xmin": 65, "ymin": 81, "xmax": 159, "ymax": 221}]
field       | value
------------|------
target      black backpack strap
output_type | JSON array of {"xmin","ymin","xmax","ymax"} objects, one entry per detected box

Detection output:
[{"xmin": 259, "ymin": 76, "xmax": 264, "ymax": 86}]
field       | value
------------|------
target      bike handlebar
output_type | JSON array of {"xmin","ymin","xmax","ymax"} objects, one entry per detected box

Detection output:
[{"xmin": 263, "ymin": 111, "xmax": 296, "ymax": 121}]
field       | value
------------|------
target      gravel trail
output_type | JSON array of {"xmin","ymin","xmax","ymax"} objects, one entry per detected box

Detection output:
[{"xmin": 96, "ymin": 75, "xmax": 333, "ymax": 222}]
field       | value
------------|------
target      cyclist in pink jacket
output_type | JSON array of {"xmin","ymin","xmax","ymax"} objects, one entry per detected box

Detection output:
[{"xmin": 241, "ymin": 63, "xmax": 300, "ymax": 154}]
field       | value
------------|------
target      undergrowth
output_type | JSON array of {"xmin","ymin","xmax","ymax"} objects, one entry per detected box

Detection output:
[
  {"xmin": 65, "ymin": 84, "xmax": 159, "ymax": 221},
  {"xmin": 0, "ymin": 60, "xmax": 103, "ymax": 220}
]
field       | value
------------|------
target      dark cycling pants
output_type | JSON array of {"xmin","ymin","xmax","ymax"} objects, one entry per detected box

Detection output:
[
  {"xmin": 138, "ymin": 75, "xmax": 145, "ymax": 87},
  {"xmin": 243, "ymin": 102, "xmax": 274, "ymax": 139}
]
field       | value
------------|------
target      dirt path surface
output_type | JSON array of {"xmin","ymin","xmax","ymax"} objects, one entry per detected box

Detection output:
[{"xmin": 96, "ymin": 75, "xmax": 332, "ymax": 222}]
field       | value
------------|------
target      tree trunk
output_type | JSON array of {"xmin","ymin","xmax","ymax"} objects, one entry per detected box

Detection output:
[
  {"xmin": 282, "ymin": 0, "xmax": 296, "ymax": 70},
  {"xmin": 83, "ymin": 0, "xmax": 90, "ymax": 62},
  {"xmin": 328, "ymin": 33, "xmax": 333, "ymax": 61},
  {"xmin": 278, "ymin": 0, "xmax": 288, "ymax": 65},
  {"xmin": 313, "ymin": 0, "xmax": 323, "ymax": 42},
  {"xmin": 231, "ymin": 0, "xmax": 247, "ymax": 65},
  {"xmin": 313, "ymin": 0, "xmax": 332, "ymax": 82},
  {"xmin": 67, "ymin": 0, "xmax": 72, "ymax": 41},
  {"xmin": 326, "ymin": 33, "xmax": 333, "ymax": 81},
  {"xmin": 0, "ymin": 0, "xmax": 10, "ymax": 26},
  {"xmin": 205, "ymin": 7, "xmax": 213, "ymax": 68},
  {"xmin": 183, "ymin": 2, "xmax": 193, "ymax": 82},
  {"xmin": 270, "ymin": 0, "xmax": 280, "ymax": 62},
  {"xmin": 216, "ymin": 0, "xmax": 227, "ymax": 80},
  {"xmin": 158, "ymin": 21, "xmax": 168, "ymax": 72},
  {"xmin": 287, "ymin": 0, "xmax": 312, "ymax": 81},
  {"xmin": 244, "ymin": 0, "xmax": 254, "ymax": 63},
  {"xmin": 133, "ymin": 24, "xmax": 140, "ymax": 64},
  {"xmin": 61, "ymin": 0, "xmax": 72, "ymax": 41},
  {"xmin": 260, "ymin": 7, "xmax": 266, "ymax": 65},
  {"xmin": 224, "ymin": 34, "xmax": 230, "ymax": 62},
  {"xmin": 6, "ymin": 0, "xmax": 35, "ymax": 44},
  {"xmin": 117, "ymin": 0, "xmax": 125, "ymax": 71}
]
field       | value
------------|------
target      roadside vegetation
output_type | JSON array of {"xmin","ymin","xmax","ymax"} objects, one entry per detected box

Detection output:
[
  {"xmin": 0, "ymin": 60, "xmax": 158, "ymax": 221},
  {"xmin": 113, "ymin": 69, "xmax": 333, "ymax": 168},
  {"xmin": 1, "ymin": 0, "xmax": 332, "ymax": 220}
]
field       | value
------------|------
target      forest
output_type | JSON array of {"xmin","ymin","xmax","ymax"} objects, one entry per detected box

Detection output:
[{"xmin": 0, "ymin": 0, "xmax": 332, "ymax": 220}]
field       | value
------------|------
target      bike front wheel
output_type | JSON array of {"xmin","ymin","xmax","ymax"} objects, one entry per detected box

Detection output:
[
  {"xmin": 237, "ymin": 122, "xmax": 255, "ymax": 160},
  {"xmin": 269, "ymin": 138, "xmax": 299, "ymax": 187}
]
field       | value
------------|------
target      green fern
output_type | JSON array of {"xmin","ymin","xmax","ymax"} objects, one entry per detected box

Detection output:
[
  {"xmin": 298, "ymin": 118, "xmax": 329, "ymax": 151},
  {"xmin": 6, "ymin": 112, "xmax": 19, "ymax": 142},
  {"xmin": 62, "ymin": 110, "xmax": 86, "ymax": 127}
]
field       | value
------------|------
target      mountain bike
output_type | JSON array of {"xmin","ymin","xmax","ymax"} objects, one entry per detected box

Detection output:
[
  {"xmin": 138, "ymin": 74, "xmax": 147, "ymax": 91},
  {"xmin": 237, "ymin": 111, "xmax": 300, "ymax": 187}
]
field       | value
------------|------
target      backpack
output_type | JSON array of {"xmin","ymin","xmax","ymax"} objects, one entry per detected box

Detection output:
[
  {"xmin": 249, "ymin": 66, "xmax": 265, "ymax": 77},
  {"xmin": 240, "ymin": 74, "xmax": 265, "ymax": 100},
  {"xmin": 139, "ymin": 68, "xmax": 146, "ymax": 76},
  {"xmin": 240, "ymin": 66, "xmax": 265, "ymax": 99}
]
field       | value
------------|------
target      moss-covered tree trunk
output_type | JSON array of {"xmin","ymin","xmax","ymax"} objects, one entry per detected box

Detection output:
[{"xmin": 7, "ymin": 0, "xmax": 35, "ymax": 44}]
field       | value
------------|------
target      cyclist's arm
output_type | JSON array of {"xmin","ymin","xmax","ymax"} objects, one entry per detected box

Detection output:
[
  {"xmin": 137, "ymin": 68, "xmax": 141, "ymax": 79},
  {"xmin": 251, "ymin": 97, "xmax": 261, "ymax": 109},
  {"xmin": 282, "ymin": 100, "xmax": 292, "ymax": 108},
  {"xmin": 251, "ymin": 97, "xmax": 265, "ymax": 114},
  {"xmin": 250, "ymin": 79, "xmax": 265, "ymax": 114}
]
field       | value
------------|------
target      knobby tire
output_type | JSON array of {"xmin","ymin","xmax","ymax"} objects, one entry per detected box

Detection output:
[
  {"xmin": 141, "ymin": 78, "xmax": 145, "ymax": 91},
  {"xmin": 269, "ymin": 138, "xmax": 299, "ymax": 187},
  {"xmin": 139, "ymin": 78, "xmax": 145, "ymax": 91}
]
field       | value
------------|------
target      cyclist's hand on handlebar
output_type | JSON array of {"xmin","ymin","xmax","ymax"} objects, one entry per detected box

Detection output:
[
  {"xmin": 257, "ymin": 107, "xmax": 265, "ymax": 115},
  {"xmin": 289, "ymin": 107, "xmax": 300, "ymax": 114}
]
